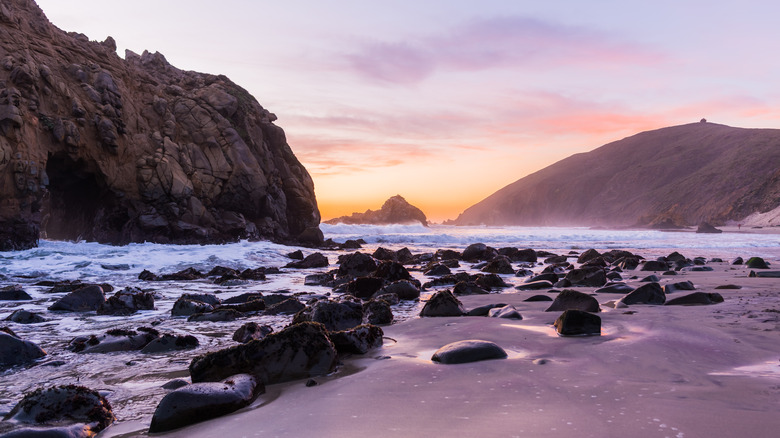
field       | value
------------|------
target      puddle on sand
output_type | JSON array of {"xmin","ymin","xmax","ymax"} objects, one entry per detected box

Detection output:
[{"xmin": 710, "ymin": 361, "xmax": 780, "ymax": 379}]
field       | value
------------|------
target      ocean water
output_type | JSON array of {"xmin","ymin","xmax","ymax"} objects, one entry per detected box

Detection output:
[{"xmin": 0, "ymin": 225, "xmax": 778, "ymax": 433}]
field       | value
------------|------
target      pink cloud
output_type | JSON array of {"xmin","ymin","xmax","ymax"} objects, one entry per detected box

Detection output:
[{"xmin": 343, "ymin": 16, "xmax": 664, "ymax": 84}]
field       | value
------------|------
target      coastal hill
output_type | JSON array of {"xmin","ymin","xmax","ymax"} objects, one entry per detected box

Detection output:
[
  {"xmin": 452, "ymin": 122, "xmax": 780, "ymax": 227},
  {"xmin": 325, "ymin": 195, "xmax": 428, "ymax": 226},
  {"xmin": 0, "ymin": 0, "xmax": 321, "ymax": 250}
]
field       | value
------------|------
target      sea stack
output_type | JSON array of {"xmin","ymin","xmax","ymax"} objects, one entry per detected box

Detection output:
[{"xmin": 325, "ymin": 195, "xmax": 428, "ymax": 226}]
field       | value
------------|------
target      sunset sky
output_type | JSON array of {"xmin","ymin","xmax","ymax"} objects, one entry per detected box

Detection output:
[{"xmin": 36, "ymin": 0, "xmax": 780, "ymax": 222}]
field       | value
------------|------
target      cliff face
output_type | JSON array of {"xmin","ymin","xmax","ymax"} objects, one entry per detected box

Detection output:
[
  {"xmin": 0, "ymin": 0, "xmax": 321, "ymax": 250},
  {"xmin": 324, "ymin": 195, "xmax": 428, "ymax": 226},
  {"xmin": 453, "ymin": 122, "xmax": 780, "ymax": 227}
]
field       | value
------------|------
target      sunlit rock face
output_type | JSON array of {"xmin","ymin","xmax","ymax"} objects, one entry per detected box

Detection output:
[
  {"xmin": 325, "ymin": 195, "xmax": 428, "ymax": 226},
  {"xmin": 452, "ymin": 122, "xmax": 780, "ymax": 228},
  {"xmin": 0, "ymin": 0, "xmax": 321, "ymax": 250}
]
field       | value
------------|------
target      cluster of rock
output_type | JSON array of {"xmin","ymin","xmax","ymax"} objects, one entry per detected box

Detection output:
[
  {"xmin": 324, "ymin": 195, "xmax": 428, "ymax": 226},
  {"xmin": 2, "ymin": 238, "xmax": 776, "ymax": 435},
  {"xmin": 0, "ymin": 0, "xmax": 321, "ymax": 251}
]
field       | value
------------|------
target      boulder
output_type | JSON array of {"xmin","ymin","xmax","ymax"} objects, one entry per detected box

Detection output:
[
  {"xmin": 149, "ymin": 374, "xmax": 263, "ymax": 433},
  {"xmin": 264, "ymin": 298, "xmax": 306, "ymax": 315},
  {"xmin": 363, "ymin": 299, "xmax": 393, "ymax": 325},
  {"xmin": 746, "ymin": 257, "xmax": 770, "ymax": 269},
  {"xmin": 0, "ymin": 285, "xmax": 31, "ymax": 300},
  {"xmin": 97, "ymin": 287, "xmax": 154, "ymax": 315},
  {"xmin": 419, "ymin": 290, "xmax": 465, "ymax": 317},
  {"xmin": 285, "ymin": 253, "xmax": 329, "ymax": 269},
  {"xmin": 424, "ymin": 263, "xmax": 452, "ymax": 276},
  {"xmin": 641, "ymin": 260, "xmax": 669, "ymax": 271},
  {"xmin": 181, "ymin": 293, "xmax": 221, "ymax": 306},
  {"xmin": 141, "ymin": 334, "xmax": 199, "ymax": 353},
  {"xmin": 188, "ymin": 309, "xmax": 242, "ymax": 322},
  {"xmin": 233, "ymin": 323, "xmax": 274, "ymax": 343},
  {"xmin": 545, "ymin": 289, "xmax": 600, "ymax": 313},
  {"xmin": 337, "ymin": 252, "xmax": 377, "ymax": 278},
  {"xmin": 345, "ymin": 276, "xmax": 386, "ymax": 299},
  {"xmin": 554, "ymin": 310, "xmax": 601, "ymax": 336},
  {"xmin": 523, "ymin": 295, "xmax": 553, "ymax": 302},
  {"xmin": 189, "ymin": 322, "xmax": 338, "ymax": 384},
  {"xmin": 564, "ymin": 267, "xmax": 607, "ymax": 287},
  {"xmin": 3, "ymin": 386, "xmax": 114, "ymax": 435},
  {"xmin": 0, "ymin": 331, "xmax": 46, "ymax": 369},
  {"xmin": 665, "ymin": 292, "xmax": 724, "ymax": 306},
  {"xmin": 375, "ymin": 280, "xmax": 420, "ymax": 300},
  {"xmin": 619, "ymin": 282, "xmax": 666, "ymax": 305},
  {"xmin": 577, "ymin": 249, "xmax": 602, "ymax": 264},
  {"xmin": 372, "ymin": 261, "xmax": 412, "ymax": 282},
  {"xmin": 475, "ymin": 273, "xmax": 510, "ymax": 289},
  {"xmin": 481, "ymin": 256, "xmax": 514, "ymax": 274},
  {"xmin": 461, "ymin": 243, "xmax": 494, "ymax": 261},
  {"xmin": 525, "ymin": 273, "xmax": 559, "ymax": 284},
  {"xmin": 431, "ymin": 340, "xmax": 507, "ymax": 364},
  {"xmin": 453, "ymin": 281, "xmax": 489, "ymax": 295},
  {"xmin": 750, "ymin": 271, "xmax": 780, "ymax": 278},
  {"xmin": 466, "ymin": 303, "xmax": 508, "ymax": 316},
  {"xmin": 48, "ymin": 285, "xmax": 105, "ymax": 312},
  {"xmin": 329, "ymin": 324, "xmax": 384, "ymax": 354},
  {"xmin": 488, "ymin": 305, "xmax": 522, "ymax": 319},
  {"xmin": 515, "ymin": 280, "xmax": 554, "ymax": 291},
  {"xmin": 663, "ymin": 281, "xmax": 696, "ymax": 294},
  {"xmin": 293, "ymin": 300, "xmax": 363, "ymax": 331},
  {"xmin": 68, "ymin": 327, "xmax": 159, "ymax": 353},
  {"xmin": 594, "ymin": 283, "xmax": 633, "ymax": 294},
  {"xmin": 4, "ymin": 309, "xmax": 46, "ymax": 324},
  {"xmin": 171, "ymin": 297, "xmax": 214, "ymax": 316}
]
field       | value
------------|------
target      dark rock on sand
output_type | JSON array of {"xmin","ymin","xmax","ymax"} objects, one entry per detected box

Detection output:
[
  {"xmin": 526, "ymin": 273, "xmax": 559, "ymax": 284},
  {"xmin": 189, "ymin": 322, "xmax": 338, "ymax": 384},
  {"xmin": 376, "ymin": 280, "xmax": 420, "ymax": 300},
  {"xmin": 363, "ymin": 300, "xmax": 393, "ymax": 325},
  {"xmin": 420, "ymin": 290, "xmax": 466, "ymax": 317},
  {"xmin": 286, "ymin": 253, "xmax": 329, "ymax": 269},
  {"xmin": 488, "ymin": 305, "xmax": 522, "ymax": 319},
  {"xmin": 523, "ymin": 295, "xmax": 553, "ymax": 302},
  {"xmin": 453, "ymin": 281, "xmax": 489, "ymax": 295},
  {"xmin": 696, "ymin": 222, "xmax": 722, "ymax": 233},
  {"xmin": 287, "ymin": 250, "xmax": 304, "ymax": 260},
  {"xmin": 4, "ymin": 309, "xmax": 46, "ymax": 324},
  {"xmin": 746, "ymin": 257, "xmax": 770, "ymax": 269},
  {"xmin": 554, "ymin": 310, "xmax": 601, "ymax": 336},
  {"xmin": 171, "ymin": 297, "xmax": 214, "ymax": 316},
  {"xmin": 329, "ymin": 324, "xmax": 384, "ymax": 354},
  {"xmin": 594, "ymin": 283, "xmax": 633, "ymax": 294},
  {"xmin": 431, "ymin": 340, "xmax": 507, "ymax": 364},
  {"xmin": 68, "ymin": 327, "xmax": 159, "ymax": 353},
  {"xmin": 372, "ymin": 261, "xmax": 412, "ymax": 282},
  {"xmin": 149, "ymin": 374, "xmax": 262, "ymax": 433},
  {"xmin": 731, "ymin": 257, "xmax": 744, "ymax": 265},
  {"xmin": 715, "ymin": 284, "xmax": 742, "ymax": 289},
  {"xmin": 97, "ymin": 287, "xmax": 155, "ymax": 315},
  {"xmin": 641, "ymin": 260, "xmax": 669, "ymax": 271},
  {"xmin": 564, "ymin": 267, "xmax": 607, "ymax": 287},
  {"xmin": 665, "ymin": 292, "xmax": 724, "ymax": 306},
  {"xmin": 142, "ymin": 334, "xmax": 199, "ymax": 354},
  {"xmin": 181, "ymin": 293, "xmax": 221, "ymax": 306},
  {"xmin": 0, "ymin": 285, "xmax": 31, "ymax": 301},
  {"xmin": 640, "ymin": 274, "xmax": 660, "ymax": 282},
  {"xmin": 515, "ymin": 280, "xmax": 554, "ymax": 290},
  {"xmin": 515, "ymin": 268, "xmax": 535, "ymax": 277},
  {"xmin": 216, "ymin": 299, "xmax": 266, "ymax": 313},
  {"xmin": 304, "ymin": 272, "xmax": 335, "ymax": 286},
  {"xmin": 481, "ymin": 256, "xmax": 514, "ymax": 274},
  {"xmin": 619, "ymin": 282, "xmax": 666, "ymax": 305},
  {"xmin": 466, "ymin": 303, "xmax": 508, "ymax": 316},
  {"xmin": 222, "ymin": 293, "xmax": 265, "ymax": 305},
  {"xmin": 512, "ymin": 248, "xmax": 538, "ymax": 262},
  {"xmin": 663, "ymin": 281, "xmax": 696, "ymax": 294},
  {"xmin": 750, "ymin": 271, "xmax": 780, "ymax": 278},
  {"xmin": 545, "ymin": 289, "xmax": 600, "ymax": 313},
  {"xmin": 233, "ymin": 323, "xmax": 274, "ymax": 343},
  {"xmin": 475, "ymin": 273, "xmax": 510, "ymax": 290},
  {"xmin": 3, "ymin": 385, "xmax": 114, "ymax": 435},
  {"xmin": 0, "ymin": 331, "xmax": 46, "ymax": 369}
]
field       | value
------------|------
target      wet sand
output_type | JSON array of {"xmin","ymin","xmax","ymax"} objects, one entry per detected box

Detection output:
[{"xmin": 152, "ymin": 263, "xmax": 780, "ymax": 438}]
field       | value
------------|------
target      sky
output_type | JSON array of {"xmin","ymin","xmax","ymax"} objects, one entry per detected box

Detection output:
[{"xmin": 34, "ymin": 0, "xmax": 780, "ymax": 222}]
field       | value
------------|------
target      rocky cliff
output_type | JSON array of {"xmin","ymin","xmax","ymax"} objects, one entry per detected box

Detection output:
[
  {"xmin": 0, "ymin": 0, "xmax": 322, "ymax": 250},
  {"xmin": 453, "ymin": 122, "xmax": 780, "ymax": 227},
  {"xmin": 324, "ymin": 195, "xmax": 428, "ymax": 226}
]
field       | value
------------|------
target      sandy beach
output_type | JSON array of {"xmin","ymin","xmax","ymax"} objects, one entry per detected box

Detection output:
[{"xmin": 141, "ymin": 262, "xmax": 780, "ymax": 438}]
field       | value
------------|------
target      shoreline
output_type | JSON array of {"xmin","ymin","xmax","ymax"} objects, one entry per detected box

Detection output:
[{"xmin": 153, "ymin": 262, "xmax": 780, "ymax": 438}]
